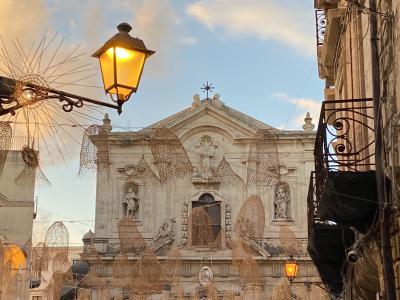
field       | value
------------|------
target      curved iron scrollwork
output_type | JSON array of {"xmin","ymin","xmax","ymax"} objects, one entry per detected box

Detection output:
[
  {"xmin": 320, "ymin": 101, "xmax": 375, "ymax": 170},
  {"xmin": 315, "ymin": 9, "xmax": 326, "ymax": 46},
  {"xmin": 0, "ymin": 75, "xmax": 119, "ymax": 116}
]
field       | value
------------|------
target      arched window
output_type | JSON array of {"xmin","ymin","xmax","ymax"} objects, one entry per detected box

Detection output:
[{"xmin": 191, "ymin": 193, "xmax": 221, "ymax": 247}]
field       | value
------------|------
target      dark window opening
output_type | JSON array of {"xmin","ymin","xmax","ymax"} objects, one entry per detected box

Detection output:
[{"xmin": 191, "ymin": 193, "xmax": 221, "ymax": 247}]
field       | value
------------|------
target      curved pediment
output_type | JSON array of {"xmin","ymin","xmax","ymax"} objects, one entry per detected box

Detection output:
[{"xmin": 143, "ymin": 97, "xmax": 279, "ymax": 141}]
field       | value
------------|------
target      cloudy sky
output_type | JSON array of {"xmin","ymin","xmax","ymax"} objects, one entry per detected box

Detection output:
[{"xmin": 0, "ymin": 0, "xmax": 323, "ymax": 244}]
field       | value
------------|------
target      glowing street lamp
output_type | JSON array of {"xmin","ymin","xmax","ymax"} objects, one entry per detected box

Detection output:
[
  {"xmin": 284, "ymin": 255, "xmax": 299, "ymax": 284},
  {"xmin": 92, "ymin": 22, "xmax": 155, "ymax": 113}
]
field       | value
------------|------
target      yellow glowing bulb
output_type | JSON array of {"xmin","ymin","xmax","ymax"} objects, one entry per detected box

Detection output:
[{"xmin": 106, "ymin": 47, "xmax": 133, "ymax": 60}]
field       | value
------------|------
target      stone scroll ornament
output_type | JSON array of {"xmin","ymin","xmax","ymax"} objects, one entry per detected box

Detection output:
[
  {"xmin": 246, "ymin": 133, "xmax": 280, "ymax": 190},
  {"xmin": 14, "ymin": 145, "xmax": 51, "ymax": 188},
  {"xmin": 0, "ymin": 122, "xmax": 11, "ymax": 175},
  {"xmin": 149, "ymin": 127, "xmax": 193, "ymax": 183},
  {"xmin": 78, "ymin": 125, "xmax": 110, "ymax": 178}
]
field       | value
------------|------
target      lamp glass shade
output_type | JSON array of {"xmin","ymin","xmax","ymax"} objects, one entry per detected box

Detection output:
[
  {"xmin": 284, "ymin": 260, "xmax": 298, "ymax": 281},
  {"xmin": 99, "ymin": 46, "xmax": 146, "ymax": 100}
]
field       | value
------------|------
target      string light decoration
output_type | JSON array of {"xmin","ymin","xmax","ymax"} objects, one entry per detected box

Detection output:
[
  {"xmin": 111, "ymin": 254, "xmax": 133, "ymax": 288},
  {"xmin": 169, "ymin": 284, "xmax": 185, "ymax": 300},
  {"xmin": 77, "ymin": 288, "xmax": 92, "ymax": 300},
  {"xmin": 0, "ymin": 122, "xmax": 11, "ymax": 174},
  {"xmin": 190, "ymin": 207, "xmax": 215, "ymax": 247},
  {"xmin": 79, "ymin": 124, "xmax": 110, "ymax": 177},
  {"xmin": 279, "ymin": 225, "xmax": 303, "ymax": 255},
  {"xmin": 130, "ymin": 247, "xmax": 162, "ymax": 296},
  {"xmin": 231, "ymin": 239, "xmax": 262, "ymax": 286},
  {"xmin": 234, "ymin": 195, "xmax": 265, "ymax": 239},
  {"xmin": 118, "ymin": 217, "xmax": 146, "ymax": 254},
  {"xmin": 243, "ymin": 285, "xmax": 263, "ymax": 300},
  {"xmin": 14, "ymin": 145, "xmax": 51, "ymax": 188},
  {"xmin": 51, "ymin": 270, "xmax": 66, "ymax": 300},
  {"xmin": 215, "ymin": 157, "xmax": 244, "ymax": 191},
  {"xmin": 246, "ymin": 133, "xmax": 280, "ymax": 190},
  {"xmin": 45, "ymin": 221, "xmax": 69, "ymax": 249},
  {"xmin": 222, "ymin": 290, "xmax": 236, "ymax": 300},
  {"xmin": 161, "ymin": 247, "xmax": 182, "ymax": 285},
  {"xmin": 149, "ymin": 127, "xmax": 193, "ymax": 183},
  {"xmin": 0, "ymin": 32, "xmax": 105, "ymax": 165}
]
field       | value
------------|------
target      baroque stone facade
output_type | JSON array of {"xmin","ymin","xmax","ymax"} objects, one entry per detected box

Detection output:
[{"xmin": 85, "ymin": 95, "xmax": 319, "ymax": 299}]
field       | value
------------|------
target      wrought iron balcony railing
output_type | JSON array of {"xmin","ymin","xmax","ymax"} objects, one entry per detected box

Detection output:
[
  {"xmin": 315, "ymin": 9, "xmax": 326, "ymax": 46},
  {"xmin": 308, "ymin": 98, "xmax": 375, "ymax": 228}
]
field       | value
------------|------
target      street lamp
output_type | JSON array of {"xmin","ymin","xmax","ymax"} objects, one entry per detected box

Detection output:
[
  {"xmin": 284, "ymin": 255, "xmax": 299, "ymax": 284},
  {"xmin": 0, "ymin": 22, "xmax": 154, "ymax": 117},
  {"xmin": 92, "ymin": 22, "xmax": 155, "ymax": 113}
]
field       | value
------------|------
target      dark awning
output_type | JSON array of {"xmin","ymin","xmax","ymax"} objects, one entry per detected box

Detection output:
[
  {"xmin": 318, "ymin": 171, "xmax": 378, "ymax": 233},
  {"xmin": 308, "ymin": 224, "xmax": 354, "ymax": 296}
]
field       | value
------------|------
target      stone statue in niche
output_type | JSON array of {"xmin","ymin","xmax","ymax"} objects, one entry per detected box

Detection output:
[
  {"xmin": 196, "ymin": 135, "xmax": 217, "ymax": 180},
  {"xmin": 274, "ymin": 183, "xmax": 290, "ymax": 219},
  {"xmin": 122, "ymin": 186, "xmax": 139, "ymax": 218}
]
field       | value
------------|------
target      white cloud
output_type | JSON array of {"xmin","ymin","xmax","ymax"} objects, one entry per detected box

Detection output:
[
  {"xmin": 178, "ymin": 36, "xmax": 198, "ymax": 45},
  {"xmin": 273, "ymin": 92, "xmax": 321, "ymax": 129},
  {"xmin": 186, "ymin": 0, "xmax": 315, "ymax": 56}
]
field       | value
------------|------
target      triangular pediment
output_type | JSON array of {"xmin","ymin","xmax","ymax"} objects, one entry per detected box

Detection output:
[{"xmin": 143, "ymin": 98, "xmax": 280, "ymax": 140}]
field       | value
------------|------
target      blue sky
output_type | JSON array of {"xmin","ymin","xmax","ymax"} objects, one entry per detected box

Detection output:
[{"xmin": 0, "ymin": 0, "xmax": 323, "ymax": 244}]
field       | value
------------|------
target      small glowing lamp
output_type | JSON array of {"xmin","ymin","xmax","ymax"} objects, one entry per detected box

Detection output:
[
  {"xmin": 284, "ymin": 255, "xmax": 298, "ymax": 284},
  {"xmin": 3, "ymin": 244, "xmax": 27, "ymax": 273},
  {"xmin": 92, "ymin": 22, "xmax": 155, "ymax": 113}
]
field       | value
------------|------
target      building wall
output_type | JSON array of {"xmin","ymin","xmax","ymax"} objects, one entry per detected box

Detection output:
[
  {"xmin": 87, "ymin": 99, "xmax": 320, "ymax": 298},
  {"xmin": 314, "ymin": 0, "xmax": 400, "ymax": 298},
  {"xmin": 0, "ymin": 149, "xmax": 36, "ymax": 300}
]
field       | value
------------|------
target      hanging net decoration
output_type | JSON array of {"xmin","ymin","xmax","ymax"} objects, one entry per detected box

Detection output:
[
  {"xmin": 0, "ymin": 31, "xmax": 106, "ymax": 166},
  {"xmin": 31, "ymin": 242, "xmax": 49, "ymax": 279},
  {"xmin": 45, "ymin": 221, "xmax": 69, "ymax": 249},
  {"xmin": 77, "ymin": 288, "xmax": 92, "ymax": 300},
  {"xmin": 231, "ymin": 239, "xmax": 262, "ymax": 286},
  {"xmin": 190, "ymin": 207, "xmax": 215, "ymax": 247},
  {"xmin": 0, "ymin": 240, "xmax": 3, "ymax": 295},
  {"xmin": 150, "ymin": 127, "xmax": 193, "ymax": 183},
  {"xmin": 279, "ymin": 225, "xmax": 303, "ymax": 255},
  {"xmin": 169, "ymin": 284, "xmax": 185, "ymax": 300},
  {"xmin": 111, "ymin": 254, "xmax": 133, "ymax": 288},
  {"xmin": 215, "ymin": 157, "xmax": 244, "ymax": 191},
  {"xmin": 133, "ymin": 155, "xmax": 161, "ymax": 189},
  {"xmin": 0, "ymin": 122, "xmax": 11, "ymax": 175},
  {"xmin": 118, "ymin": 217, "xmax": 146, "ymax": 254},
  {"xmin": 246, "ymin": 132, "xmax": 280, "ymax": 190},
  {"xmin": 234, "ymin": 195, "xmax": 265, "ymax": 239},
  {"xmin": 79, "ymin": 125, "xmax": 110, "ymax": 177},
  {"xmin": 14, "ymin": 145, "xmax": 51, "ymax": 188},
  {"xmin": 222, "ymin": 290, "xmax": 236, "ymax": 300},
  {"xmin": 161, "ymin": 247, "xmax": 182, "ymax": 285},
  {"xmin": 130, "ymin": 247, "xmax": 162, "ymax": 296}
]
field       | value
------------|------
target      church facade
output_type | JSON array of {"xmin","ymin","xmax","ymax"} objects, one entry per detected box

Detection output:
[{"xmin": 82, "ymin": 94, "xmax": 321, "ymax": 299}]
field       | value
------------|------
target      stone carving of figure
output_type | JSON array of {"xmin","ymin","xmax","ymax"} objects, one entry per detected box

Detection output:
[
  {"xmin": 275, "ymin": 184, "xmax": 290, "ymax": 219},
  {"xmin": 155, "ymin": 218, "xmax": 176, "ymax": 241},
  {"xmin": 196, "ymin": 135, "xmax": 217, "ymax": 180},
  {"xmin": 123, "ymin": 187, "xmax": 139, "ymax": 218}
]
